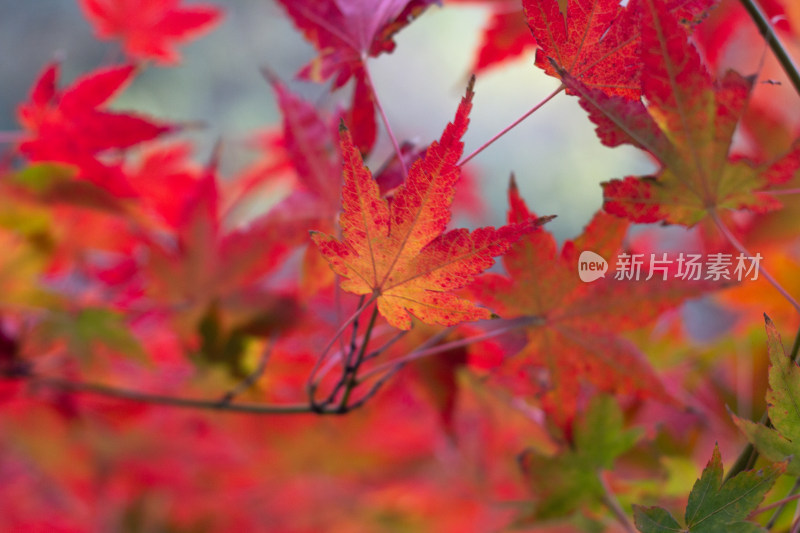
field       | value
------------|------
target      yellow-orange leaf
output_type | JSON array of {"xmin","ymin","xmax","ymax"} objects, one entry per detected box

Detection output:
[{"xmin": 312, "ymin": 80, "xmax": 538, "ymax": 330}]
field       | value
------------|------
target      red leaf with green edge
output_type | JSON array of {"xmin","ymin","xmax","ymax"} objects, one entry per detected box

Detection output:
[
  {"xmin": 79, "ymin": 0, "xmax": 222, "ymax": 64},
  {"xmin": 633, "ymin": 444, "xmax": 783, "ymax": 533},
  {"xmin": 17, "ymin": 63, "xmax": 172, "ymax": 196},
  {"xmin": 559, "ymin": 0, "xmax": 800, "ymax": 226},
  {"xmin": 311, "ymin": 80, "xmax": 540, "ymax": 330},
  {"xmin": 525, "ymin": 0, "xmax": 716, "ymax": 100},
  {"xmin": 470, "ymin": 178, "xmax": 706, "ymax": 427}
]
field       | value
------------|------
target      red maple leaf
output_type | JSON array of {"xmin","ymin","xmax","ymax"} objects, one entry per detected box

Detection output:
[
  {"xmin": 558, "ymin": 0, "xmax": 800, "ymax": 226},
  {"xmin": 79, "ymin": 0, "xmax": 223, "ymax": 64},
  {"xmin": 275, "ymin": 0, "xmax": 436, "ymax": 154},
  {"xmin": 448, "ymin": 0, "xmax": 536, "ymax": 74},
  {"xmin": 470, "ymin": 179, "xmax": 703, "ymax": 426},
  {"xmin": 17, "ymin": 63, "xmax": 172, "ymax": 196},
  {"xmin": 525, "ymin": 0, "xmax": 716, "ymax": 99},
  {"xmin": 312, "ymin": 80, "xmax": 542, "ymax": 330}
]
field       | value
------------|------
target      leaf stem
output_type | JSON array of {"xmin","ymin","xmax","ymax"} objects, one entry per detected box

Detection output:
[
  {"xmin": 751, "ymin": 480, "xmax": 800, "ymax": 522},
  {"xmin": 358, "ymin": 316, "xmax": 540, "ymax": 383},
  {"xmin": 598, "ymin": 471, "xmax": 636, "ymax": 533},
  {"xmin": 765, "ymin": 188, "xmax": 800, "ymax": 195},
  {"xmin": 457, "ymin": 84, "xmax": 564, "ymax": 167},
  {"xmin": 0, "ymin": 131, "xmax": 23, "ymax": 144},
  {"xmin": 361, "ymin": 58, "xmax": 407, "ymax": 178},
  {"xmin": 738, "ymin": 0, "xmax": 800, "ymax": 97},
  {"xmin": 709, "ymin": 209, "xmax": 800, "ymax": 314}
]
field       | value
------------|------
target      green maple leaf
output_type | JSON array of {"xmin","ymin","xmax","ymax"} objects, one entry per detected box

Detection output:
[
  {"xmin": 518, "ymin": 395, "xmax": 642, "ymax": 520},
  {"xmin": 633, "ymin": 444, "xmax": 782, "ymax": 533},
  {"xmin": 732, "ymin": 315, "xmax": 800, "ymax": 475}
]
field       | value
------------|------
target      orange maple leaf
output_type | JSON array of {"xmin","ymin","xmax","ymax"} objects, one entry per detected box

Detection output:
[{"xmin": 312, "ymin": 80, "xmax": 540, "ymax": 330}]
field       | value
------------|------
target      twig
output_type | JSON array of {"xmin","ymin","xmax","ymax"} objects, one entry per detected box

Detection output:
[
  {"xmin": 337, "ymin": 306, "xmax": 379, "ymax": 412},
  {"xmin": 709, "ymin": 209, "xmax": 800, "ymax": 314},
  {"xmin": 457, "ymin": 85, "xmax": 564, "ymax": 167},
  {"xmin": 348, "ymin": 362, "xmax": 404, "ymax": 410},
  {"xmin": 307, "ymin": 294, "xmax": 374, "ymax": 399},
  {"xmin": 739, "ymin": 0, "xmax": 800, "ymax": 97},
  {"xmin": 29, "ymin": 374, "xmax": 315, "ymax": 415}
]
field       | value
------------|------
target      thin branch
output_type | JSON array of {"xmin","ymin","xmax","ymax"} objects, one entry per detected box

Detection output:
[
  {"xmin": 337, "ymin": 306, "xmax": 379, "ymax": 411},
  {"xmin": 307, "ymin": 294, "xmax": 373, "ymax": 397},
  {"xmin": 598, "ymin": 471, "xmax": 636, "ymax": 533},
  {"xmin": 217, "ymin": 339, "xmax": 274, "ymax": 405},
  {"xmin": 348, "ymin": 362, "xmax": 404, "ymax": 409},
  {"xmin": 29, "ymin": 374, "xmax": 315, "ymax": 415},
  {"xmin": 739, "ymin": 0, "xmax": 800, "ymax": 97},
  {"xmin": 709, "ymin": 209, "xmax": 800, "ymax": 314},
  {"xmin": 458, "ymin": 85, "xmax": 564, "ymax": 167},
  {"xmin": 361, "ymin": 58, "xmax": 407, "ymax": 179}
]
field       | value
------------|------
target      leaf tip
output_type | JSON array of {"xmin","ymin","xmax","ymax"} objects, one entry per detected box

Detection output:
[
  {"xmin": 534, "ymin": 214, "xmax": 556, "ymax": 228},
  {"xmin": 508, "ymin": 173, "xmax": 518, "ymax": 191}
]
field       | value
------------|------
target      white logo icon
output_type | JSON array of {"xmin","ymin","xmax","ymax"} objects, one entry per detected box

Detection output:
[{"xmin": 578, "ymin": 251, "xmax": 608, "ymax": 282}]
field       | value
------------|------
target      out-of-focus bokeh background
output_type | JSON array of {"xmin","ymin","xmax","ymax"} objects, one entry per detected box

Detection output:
[{"xmin": 0, "ymin": 0, "xmax": 654, "ymax": 239}]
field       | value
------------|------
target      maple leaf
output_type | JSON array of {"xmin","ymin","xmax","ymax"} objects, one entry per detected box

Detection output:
[
  {"xmin": 268, "ymin": 73, "xmax": 342, "ymax": 218},
  {"xmin": 519, "ymin": 395, "xmax": 642, "ymax": 520},
  {"xmin": 311, "ymin": 80, "xmax": 537, "ymax": 330},
  {"xmin": 470, "ymin": 178, "xmax": 704, "ymax": 426},
  {"xmin": 558, "ymin": 0, "xmax": 800, "ymax": 226},
  {"xmin": 17, "ymin": 63, "xmax": 172, "ymax": 196},
  {"xmin": 633, "ymin": 444, "xmax": 783, "ymax": 533},
  {"xmin": 79, "ymin": 0, "xmax": 222, "ymax": 64},
  {"xmin": 525, "ymin": 0, "xmax": 716, "ymax": 99},
  {"xmin": 447, "ymin": 0, "xmax": 536, "ymax": 74},
  {"xmin": 732, "ymin": 315, "xmax": 800, "ymax": 476},
  {"xmin": 275, "ymin": 0, "xmax": 436, "ymax": 153},
  {"xmin": 473, "ymin": 8, "xmax": 534, "ymax": 73}
]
